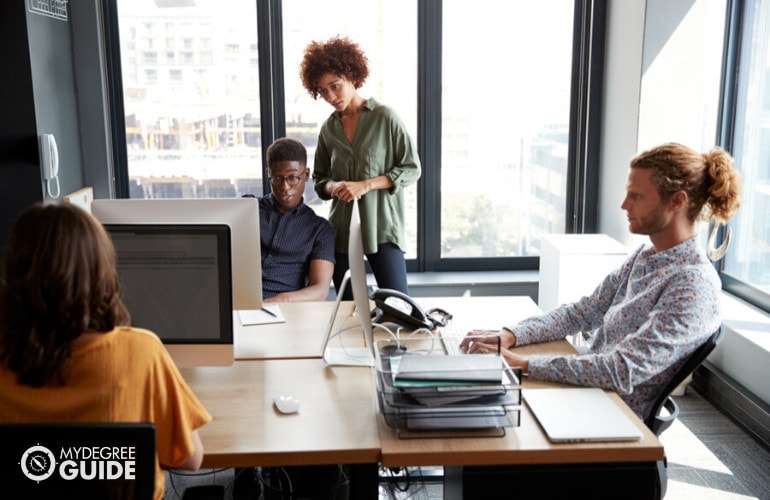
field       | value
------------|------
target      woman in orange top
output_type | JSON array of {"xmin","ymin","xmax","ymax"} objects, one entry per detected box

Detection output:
[{"xmin": 0, "ymin": 202, "xmax": 211, "ymax": 500}]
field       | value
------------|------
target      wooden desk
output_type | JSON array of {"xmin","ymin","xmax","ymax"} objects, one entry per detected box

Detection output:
[
  {"xmin": 233, "ymin": 295, "xmax": 540, "ymax": 361},
  {"xmin": 377, "ymin": 338, "xmax": 664, "ymax": 499},
  {"xmin": 234, "ymin": 301, "xmax": 357, "ymax": 360},
  {"xmin": 378, "ymin": 338, "xmax": 662, "ymax": 467},
  {"xmin": 200, "ymin": 296, "xmax": 543, "ymax": 467},
  {"xmin": 189, "ymin": 296, "xmax": 664, "ymax": 499},
  {"xmin": 182, "ymin": 359, "xmax": 379, "ymax": 469},
  {"xmin": 416, "ymin": 295, "xmax": 543, "ymax": 330}
]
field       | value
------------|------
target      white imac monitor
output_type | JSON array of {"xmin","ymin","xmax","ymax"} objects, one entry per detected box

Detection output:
[
  {"xmin": 348, "ymin": 200, "xmax": 375, "ymax": 354},
  {"xmin": 322, "ymin": 200, "xmax": 375, "ymax": 367},
  {"xmin": 92, "ymin": 198, "xmax": 262, "ymax": 367},
  {"xmin": 92, "ymin": 198, "xmax": 261, "ymax": 310}
]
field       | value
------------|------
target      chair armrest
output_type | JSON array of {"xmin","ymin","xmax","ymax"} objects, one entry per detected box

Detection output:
[{"xmin": 652, "ymin": 397, "xmax": 680, "ymax": 436}]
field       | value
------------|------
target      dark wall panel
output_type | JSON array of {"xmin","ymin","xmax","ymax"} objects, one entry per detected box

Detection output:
[
  {"xmin": 0, "ymin": 2, "xmax": 84, "ymax": 253},
  {"xmin": 0, "ymin": 1, "xmax": 43, "ymax": 253}
]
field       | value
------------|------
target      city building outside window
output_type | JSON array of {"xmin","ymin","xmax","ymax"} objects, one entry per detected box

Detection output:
[{"xmin": 112, "ymin": 0, "xmax": 584, "ymax": 270}]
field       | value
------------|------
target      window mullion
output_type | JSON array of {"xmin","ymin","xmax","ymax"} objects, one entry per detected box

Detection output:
[
  {"xmin": 416, "ymin": 0, "xmax": 442, "ymax": 273},
  {"xmin": 257, "ymin": 0, "xmax": 286, "ymax": 193},
  {"xmin": 566, "ymin": 0, "xmax": 606, "ymax": 234}
]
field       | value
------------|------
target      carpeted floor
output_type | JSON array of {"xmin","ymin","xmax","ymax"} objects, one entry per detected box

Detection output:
[
  {"xmin": 661, "ymin": 390, "xmax": 770, "ymax": 500},
  {"xmin": 164, "ymin": 389, "xmax": 770, "ymax": 499}
]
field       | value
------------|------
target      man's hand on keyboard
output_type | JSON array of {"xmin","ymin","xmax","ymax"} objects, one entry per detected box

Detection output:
[
  {"xmin": 460, "ymin": 329, "xmax": 514, "ymax": 354},
  {"xmin": 460, "ymin": 329, "xmax": 529, "ymax": 372}
]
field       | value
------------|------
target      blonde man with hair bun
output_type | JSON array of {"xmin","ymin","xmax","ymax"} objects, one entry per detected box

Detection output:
[{"xmin": 462, "ymin": 142, "xmax": 741, "ymax": 420}]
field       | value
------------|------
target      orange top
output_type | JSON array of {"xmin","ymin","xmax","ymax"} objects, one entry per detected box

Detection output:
[{"xmin": 0, "ymin": 326, "xmax": 212, "ymax": 499}]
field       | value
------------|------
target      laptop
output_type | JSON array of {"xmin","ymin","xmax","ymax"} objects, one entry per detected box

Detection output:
[{"xmin": 523, "ymin": 388, "xmax": 643, "ymax": 443}]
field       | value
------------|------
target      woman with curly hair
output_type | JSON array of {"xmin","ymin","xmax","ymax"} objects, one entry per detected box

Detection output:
[
  {"xmin": 300, "ymin": 35, "xmax": 421, "ymax": 297},
  {"xmin": 463, "ymin": 142, "xmax": 742, "ymax": 420},
  {"xmin": 0, "ymin": 202, "xmax": 211, "ymax": 500}
]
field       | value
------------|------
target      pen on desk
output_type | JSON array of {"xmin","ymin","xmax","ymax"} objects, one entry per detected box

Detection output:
[{"xmin": 260, "ymin": 307, "xmax": 277, "ymax": 318}]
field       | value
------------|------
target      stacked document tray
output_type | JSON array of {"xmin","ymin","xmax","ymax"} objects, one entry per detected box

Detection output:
[{"xmin": 374, "ymin": 339, "xmax": 521, "ymax": 438}]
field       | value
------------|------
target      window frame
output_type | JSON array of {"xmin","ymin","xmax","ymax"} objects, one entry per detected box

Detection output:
[
  {"xmin": 104, "ymin": 0, "xmax": 606, "ymax": 275},
  {"xmin": 717, "ymin": 0, "xmax": 770, "ymax": 313}
]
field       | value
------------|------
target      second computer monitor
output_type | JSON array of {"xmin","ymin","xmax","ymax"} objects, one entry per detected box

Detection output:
[
  {"xmin": 92, "ymin": 197, "xmax": 261, "ymax": 311},
  {"xmin": 92, "ymin": 197, "xmax": 261, "ymax": 367}
]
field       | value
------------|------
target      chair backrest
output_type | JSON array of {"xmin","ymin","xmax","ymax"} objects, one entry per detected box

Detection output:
[
  {"xmin": 643, "ymin": 326, "xmax": 725, "ymax": 433},
  {"xmin": 0, "ymin": 422, "xmax": 156, "ymax": 500}
]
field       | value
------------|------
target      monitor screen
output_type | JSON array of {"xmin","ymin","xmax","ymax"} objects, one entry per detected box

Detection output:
[
  {"xmin": 105, "ymin": 223, "xmax": 234, "ymax": 367},
  {"xmin": 91, "ymin": 198, "xmax": 261, "ymax": 311}
]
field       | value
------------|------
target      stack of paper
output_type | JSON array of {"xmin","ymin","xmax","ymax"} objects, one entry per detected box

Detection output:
[
  {"xmin": 395, "ymin": 354, "xmax": 503, "ymax": 383},
  {"xmin": 376, "ymin": 351, "xmax": 521, "ymax": 434}
]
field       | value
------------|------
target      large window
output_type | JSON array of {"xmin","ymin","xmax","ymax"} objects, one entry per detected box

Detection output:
[
  {"xmin": 110, "ymin": 0, "xmax": 598, "ymax": 273},
  {"xmin": 720, "ymin": 0, "xmax": 770, "ymax": 311},
  {"xmin": 441, "ymin": 2, "xmax": 574, "ymax": 259},
  {"xmin": 116, "ymin": 0, "xmax": 262, "ymax": 200}
]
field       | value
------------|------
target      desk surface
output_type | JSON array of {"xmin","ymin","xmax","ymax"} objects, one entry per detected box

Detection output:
[
  {"xmin": 235, "ymin": 296, "xmax": 542, "ymax": 360},
  {"xmin": 418, "ymin": 295, "xmax": 542, "ymax": 330},
  {"xmin": 235, "ymin": 301, "xmax": 356, "ymax": 360},
  {"xmin": 188, "ymin": 296, "xmax": 663, "ymax": 469},
  {"xmin": 182, "ymin": 359, "xmax": 380, "ymax": 468}
]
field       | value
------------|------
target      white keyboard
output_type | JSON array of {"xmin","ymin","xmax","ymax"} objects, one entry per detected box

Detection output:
[
  {"xmin": 439, "ymin": 327, "xmax": 503, "ymax": 356},
  {"xmin": 438, "ymin": 327, "xmax": 466, "ymax": 355}
]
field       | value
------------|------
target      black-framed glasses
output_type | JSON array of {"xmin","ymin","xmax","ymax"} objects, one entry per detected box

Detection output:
[{"xmin": 267, "ymin": 168, "xmax": 307, "ymax": 187}]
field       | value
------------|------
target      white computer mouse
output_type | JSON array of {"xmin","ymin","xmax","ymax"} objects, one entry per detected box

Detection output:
[{"xmin": 273, "ymin": 395, "xmax": 300, "ymax": 414}]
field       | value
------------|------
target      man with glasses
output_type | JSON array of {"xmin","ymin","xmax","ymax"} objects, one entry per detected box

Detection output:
[
  {"xmin": 252, "ymin": 137, "xmax": 335, "ymax": 302},
  {"xmin": 235, "ymin": 138, "xmax": 337, "ymax": 498}
]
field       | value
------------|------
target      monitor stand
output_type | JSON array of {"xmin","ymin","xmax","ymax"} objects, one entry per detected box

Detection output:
[{"xmin": 322, "ymin": 273, "xmax": 375, "ymax": 367}]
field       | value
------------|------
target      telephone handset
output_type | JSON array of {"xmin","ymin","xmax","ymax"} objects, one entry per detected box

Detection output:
[
  {"xmin": 369, "ymin": 288, "xmax": 452, "ymax": 330},
  {"xmin": 39, "ymin": 134, "xmax": 61, "ymax": 199}
]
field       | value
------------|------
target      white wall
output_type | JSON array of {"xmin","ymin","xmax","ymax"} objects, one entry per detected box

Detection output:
[
  {"xmin": 597, "ymin": 0, "xmax": 646, "ymax": 245},
  {"xmin": 598, "ymin": 0, "xmax": 725, "ymax": 248},
  {"xmin": 717, "ymin": 295, "xmax": 770, "ymax": 404}
]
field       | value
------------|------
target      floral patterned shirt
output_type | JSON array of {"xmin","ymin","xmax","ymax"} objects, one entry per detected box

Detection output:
[{"xmin": 509, "ymin": 237, "xmax": 721, "ymax": 418}]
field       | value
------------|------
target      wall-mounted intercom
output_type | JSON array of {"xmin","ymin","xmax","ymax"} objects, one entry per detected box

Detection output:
[{"xmin": 39, "ymin": 133, "xmax": 61, "ymax": 199}]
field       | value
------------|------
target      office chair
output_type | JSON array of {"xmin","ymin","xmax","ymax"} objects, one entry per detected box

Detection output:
[
  {"xmin": 0, "ymin": 422, "xmax": 156, "ymax": 500},
  {"xmin": 644, "ymin": 326, "xmax": 725, "ymax": 499}
]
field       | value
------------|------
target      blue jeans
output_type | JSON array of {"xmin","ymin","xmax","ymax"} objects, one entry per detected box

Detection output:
[{"xmin": 334, "ymin": 243, "xmax": 408, "ymax": 300}]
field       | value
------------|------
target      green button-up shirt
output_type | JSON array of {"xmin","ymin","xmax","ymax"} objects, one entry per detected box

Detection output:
[{"xmin": 313, "ymin": 98, "xmax": 421, "ymax": 254}]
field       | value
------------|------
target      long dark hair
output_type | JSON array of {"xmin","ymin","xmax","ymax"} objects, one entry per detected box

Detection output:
[{"xmin": 0, "ymin": 203, "xmax": 130, "ymax": 387}]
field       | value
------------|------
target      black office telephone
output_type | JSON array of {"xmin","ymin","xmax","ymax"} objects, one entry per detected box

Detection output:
[{"xmin": 369, "ymin": 288, "xmax": 452, "ymax": 330}]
